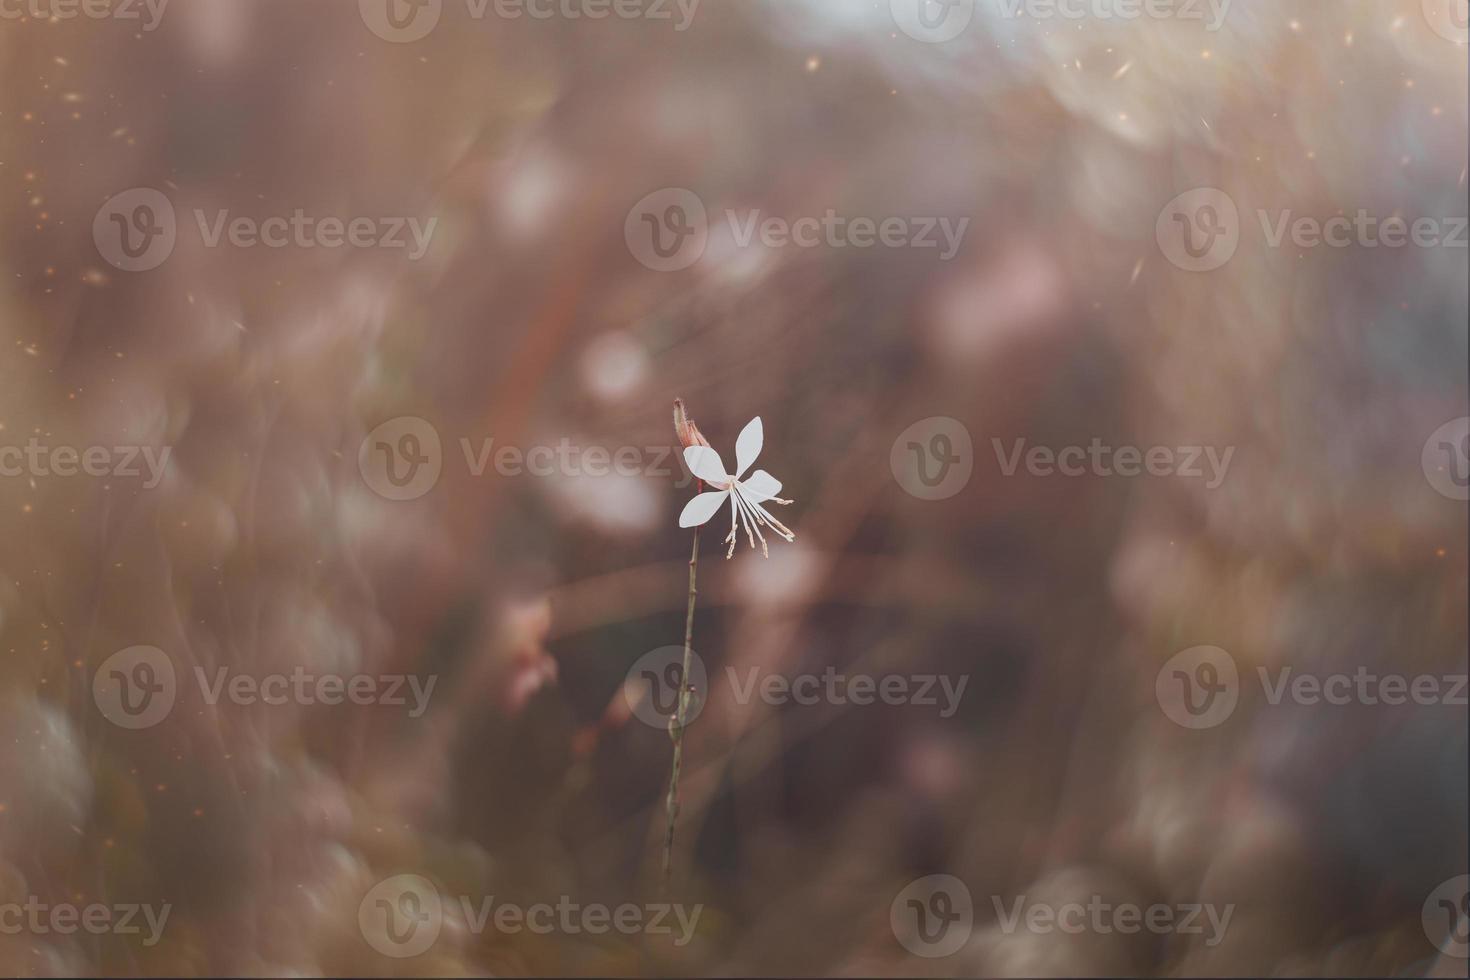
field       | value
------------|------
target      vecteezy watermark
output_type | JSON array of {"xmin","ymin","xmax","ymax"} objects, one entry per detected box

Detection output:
[
  {"xmin": 1257, "ymin": 667, "xmax": 1467, "ymax": 708},
  {"xmin": 357, "ymin": 415, "xmax": 700, "ymax": 501},
  {"xmin": 359, "ymin": 417, "xmax": 443, "ymax": 502},
  {"xmin": 0, "ymin": 438, "xmax": 171, "ymax": 489},
  {"xmin": 722, "ymin": 210, "xmax": 970, "ymax": 262},
  {"xmin": 1423, "ymin": 875, "xmax": 1470, "ymax": 959},
  {"xmin": 92, "ymin": 646, "xmax": 177, "ymax": 730},
  {"xmin": 1157, "ymin": 187, "xmax": 1468, "ymax": 272},
  {"xmin": 92, "ymin": 646, "xmax": 437, "ymax": 730},
  {"xmin": 992, "ymin": 0, "xmax": 1230, "ymax": 30},
  {"xmin": 1423, "ymin": 417, "xmax": 1470, "ymax": 501},
  {"xmin": 990, "ymin": 894, "xmax": 1234, "ymax": 946},
  {"xmin": 1156, "ymin": 187, "xmax": 1240, "ymax": 272},
  {"xmin": 1257, "ymin": 210, "xmax": 1468, "ymax": 251},
  {"xmin": 624, "ymin": 189, "xmax": 970, "ymax": 272},
  {"xmin": 92, "ymin": 188, "xmax": 438, "ymax": 273},
  {"xmin": 91, "ymin": 188, "xmax": 177, "ymax": 272},
  {"xmin": 0, "ymin": 0, "xmax": 168, "ymax": 30},
  {"xmin": 623, "ymin": 646, "xmax": 708, "ymax": 730},
  {"xmin": 357, "ymin": 875, "xmax": 702, "ymax": 959},
  {"xmin": 622, "ymin": 649, "xmax": 968, "ymax": 729},
  {"xmin": 357, "ymin": 0, "xmax": 699, "ymax": 43},
  {"xmin": 991, "ymin": 438, "xmax": 1234, "ymax": 488},
  {"xmin": 1156, "ymin": 646, "xmax": 1468, "ymax": 730},
  {"xmin": 1156, "ymin": 646, "xmax": 1238, "ymax": 729},
  {"xmin": 891, "ymin": 875, "xmax": 974, "ymax": 958},
  {"xmin": 193, "ymin": 666, "xmax": 436, "ymax": 718},
  {"xmin": 890, "ymin": 0, "xmax": 975, "ymax": 43},
  {"xmin": 725, "ymin": 666, "xmax": 969, "ymax": 719},
  {"xmin": 0, "ymin": 898, "xmax": 171, "ymax": 947},
  {"xmin": 1423, "ymin": 0, "xmax": 1468, "ymax": 44},
  {"xmin": 890, "ymin": 417, "xmax": 975, "ymax": 501},
  {"xmin": 623, "ymin": 188, "xmax": 708, "ymax": 273},
  {"xmin": 458, "ymin": 437, "xmax": 690, "ymax": 481},
  {"xmin": 890, "ymin": 418, "xmax": 1234, "ymax": 501}
]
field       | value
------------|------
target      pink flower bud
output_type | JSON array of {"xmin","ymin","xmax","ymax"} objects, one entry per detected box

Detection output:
[{"xmin": 673, "ymin": 398, "xmax": 711, "ymax": 450}]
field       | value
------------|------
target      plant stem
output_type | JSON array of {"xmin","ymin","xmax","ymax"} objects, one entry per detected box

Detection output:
[{"xmin": 662, "ymin": 529, "xmax": 700, "ymax": 884}]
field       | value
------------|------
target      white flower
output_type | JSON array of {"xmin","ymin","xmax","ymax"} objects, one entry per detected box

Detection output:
[{"xmin": 678, "ymin": 417, "xmax": 795, "ymax": 558}]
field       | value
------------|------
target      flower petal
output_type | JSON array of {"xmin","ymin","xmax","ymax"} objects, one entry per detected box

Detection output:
[
  {"xmin": 734, "ymin": 416, "xmax": 763, "ymax": 479},
  {"xmin": 683, "ymin": 446, "xmax": 728, "ymax": 485},
  {"xmin": 738, "ymin": 469, "xmax": 783, "ymax": 504},
  {"xmin": 678, "ymin": 489, "xmax": 729, "ymax": 528}
]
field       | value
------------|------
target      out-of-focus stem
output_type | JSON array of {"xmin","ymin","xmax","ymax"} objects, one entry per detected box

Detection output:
[{"xmin": 662, "ymin": 529, "xmax": 699, "ymax": 884}]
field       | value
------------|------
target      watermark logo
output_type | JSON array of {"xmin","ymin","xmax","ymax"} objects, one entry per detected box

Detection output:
[
  {"xmin": 891, "ymin": 875, "xmax": 973, "ymax": 957},
  {"xmin": 990, "ymin": 894, "xmax": 1233, "ymax": 946},
  {"xmin": 1157, "ymin": 188, "xmax": 1239, "ymax": 272},
  {"xmin": 1158, "ymin": 646, "xmax": 1466, "ymax": 730},
  {"xmin": 1423, "ymin": 417, "xmax": 1470, "ymax": 501},
  {"xmin": 1160, "ymin": 189, "xmax": 1468, "ymax": 271},
  {"xmin": 992, "ymin": 0, "xmax": 1229, "ymax": 29},
  {"xmin": 0, "ymin": 439, "xmax": 172, "ymax": 488},
  {"xmin": 93, "ymin": 188, "xmax": 177, "ymax": 272},
  {"xmin": 726, "ymin": 667, "xmax": 969, "ymax": 718},
  {"xmin": 359, "ymin": 874, "xmax": 442, "ymax": 959},
  {"xmin": 723, "ymin": 210, "xmax": 969, "ymax": 260},
  {"xmin": 359, "ymin": 417, "xmax": 443, "ymax": 501},
  {"xmin": 0, "ymin": 0, "xmax": 169, "ymax": 30},
  {"xmin": 1423, "ymin": 875, "xmax": 1470, "ymax": 959},
  {"xmin": 1258, "ymin": 666, "xmax": 1466, "ymax": 708},
  {"xmin": 460, "ymin": 438, "xmax": 691, "ymax": 483},
  {"xmin": 94, "ymin": 647, "xmax": 439, "ymax": 728},
  {"xmin": 357, "ymin": 419, "xmax": 706, "ymax": 501},
  {"xmin": 0, "ymin": 897, "xmax": 171, "ymax": 947},
  {"xmin": 92, "ymin": 645, "xmax": 177, "ymax": 730},
  {"xmin": 893, "ymin": 424, "xmax": 1233, "ymax": 497},
  {"xmin": 191, "ymin": 210, "xmax": 438, "ymax": 258},
  {"xmin": 625, "ymin": 188, "xmax": 709, "ymax": 272},
  {"xmin": 359, "ymin": 0, "xmax": 698, "ymax": 40},
  {"xmin": 625, "ymin": 652, "xmax": 967, "ymax": 726},
  {"xmin": 1156, "ymin": 645, "xmax": 1239, "ymax": 729},
  {"xmin": 625, "ymin": 646, "xmax": 707, "ymax": 729},
  {"xmin": 890, "ymin": 0, "xmax": 974, "ymax": 43},
  {"xmin": 94, "ymin": 189, "xmax": 438, "ymax": 271},
  {"xmin": 1423, "ymin": 0, "xmax": 1468, "ymax": 44},
  {"xmin": 1257, "ymin": 210, "xmax": 1467, "ymax": 251},
  {"xmin": 194, "ymin": 666, "xmax": 437, "ymax": 717},
  {"xmin": 358, "ymin": 876, "xmax": 702, "ymax": 956},
  {"xmin": 456, "ymin": 895, "xmax": 701, "ymax": 945},
  {"xmin": 891, "ymin": 417, "xmax": 975, "ymax": 501},
  {"xmin": 626, "ymin": 191, "xmax": 970, "ymax": 271},
  {"xmin": 359, "ymin": 0, "xmax": 442, "ymax": 41},
  {"xmin": 992, "ymin": 438, "xmax": 1234, "ymax": 488},
  {"xmin": 486, "ymin": 0, "xmax": 699, "ymax": 28}
]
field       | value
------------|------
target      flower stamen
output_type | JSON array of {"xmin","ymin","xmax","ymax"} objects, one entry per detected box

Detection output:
[
  {"xmin": 732, "ymin": 485, "xmax": 769, "ymax": 558},
  {"xmin": 746, "ymin": 495, "xmax": 796, "ymax": 542}
]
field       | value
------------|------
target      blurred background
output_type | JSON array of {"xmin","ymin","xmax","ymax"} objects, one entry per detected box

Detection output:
[{"xmin": 0, "ymin": 0, "xmax": 1466, "ymax": 975}]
